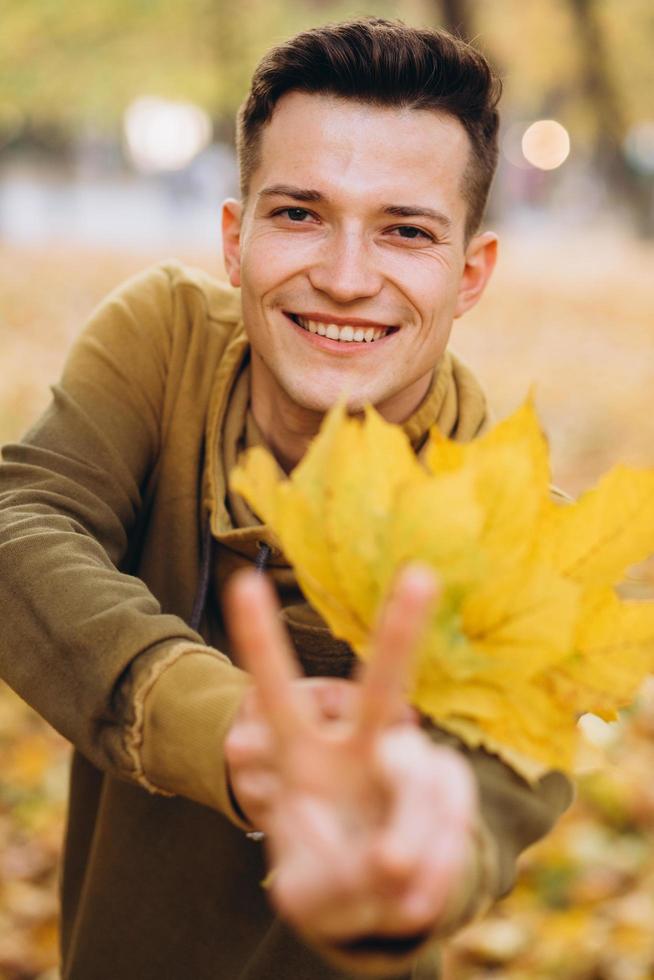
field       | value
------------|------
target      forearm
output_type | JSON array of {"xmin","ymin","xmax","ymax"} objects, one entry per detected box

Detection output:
[
  {"xmin": 0, "ymin": 264, "xmax": 253, "ymax": 826},
  {"xmin": 0, "ymin": 484, "xmax": 255, "ymax": 831},
  {"xmin": 424, "ymin": 721, "xmax": 574, "ymax": 899},
  {"xmin": 139, "ymin": 650, "xmax": 252, "ymax": 825}
]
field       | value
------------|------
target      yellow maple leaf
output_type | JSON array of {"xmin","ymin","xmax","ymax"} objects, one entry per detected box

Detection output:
[
  {"xmin": 230, "ymin": 402, "xmax": 424, "ymax": 649},
  {"xmin": 426, "ymin": 398, "xmax": 551, "ymax": 570},
  {"xmin": 538, "ymin": 466, "xmax": 654, "ymax": 588},
  {"xmin": 550, "ymin": 587, "xmax": 654, "ymax": 719},
  {"xmin": 231, "ymin": 399, "xmax": 654, "ymax": 780},
  {"xmin": 461, "ymin": 560, "xmax": 579, "ymax": 682},
  {"xmin": 321, "ymin": 405, "xmax": 425, "ymax": 633}
]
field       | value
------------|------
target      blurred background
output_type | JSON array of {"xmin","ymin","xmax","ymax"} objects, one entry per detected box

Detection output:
[{"xmin": 1, "ymin": 1, "xmax": 653, "ymax": 977}]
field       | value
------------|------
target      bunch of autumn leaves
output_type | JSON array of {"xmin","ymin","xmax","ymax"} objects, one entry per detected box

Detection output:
[{"xmin": 231, "ymin": 402, "xmax": 654, "ymax": 781}]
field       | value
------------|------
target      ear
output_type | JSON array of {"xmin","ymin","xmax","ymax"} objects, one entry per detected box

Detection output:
[
  {"xmin": 453, "ymin": 231, "xmax": 498, "ymax": 319},
  {"xmin": 221, "ymin": 198, "xmax": 243, "ymax": 288}
]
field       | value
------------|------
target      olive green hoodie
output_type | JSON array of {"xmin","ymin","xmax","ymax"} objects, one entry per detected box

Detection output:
[{"xmin": 0, "ymin": 262, "xmax": 572, "ymax": 979}]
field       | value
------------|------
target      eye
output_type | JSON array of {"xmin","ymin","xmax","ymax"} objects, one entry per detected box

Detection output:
[
  {"xmin": 273, "ymin": 207, "xmax": 314, "ymax": 222},
  {"xmin": 390, "ymin": 225, "xmax": 434, "ymax": 242}
]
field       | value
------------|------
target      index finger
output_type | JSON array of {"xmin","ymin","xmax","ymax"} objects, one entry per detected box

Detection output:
[
  {"xmin": 356, "ymin": 564, "xmax": 438, "ymax": 740},
  {"xmin": 223, "ymin": 568, "xmax": 313, "ymax": 744}
]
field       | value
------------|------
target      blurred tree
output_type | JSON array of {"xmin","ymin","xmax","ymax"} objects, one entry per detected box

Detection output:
[
  {"xmin": 1, "ymin": 0, "xmax": 651, "ymax": 233},
  {"xmin": 0, "ymin": 0, "xmax": 400, "ymax": 133},
  {"xmin": 566, "ymin": 0, "xmax": 653, "ymax": 235},
  {"xmin": 438, "ymin": 0, "xmax": 473, "ymax": 40},
  {"xmin": 471, "ymin": 0, "xmax": 653, "ymax": 236}
]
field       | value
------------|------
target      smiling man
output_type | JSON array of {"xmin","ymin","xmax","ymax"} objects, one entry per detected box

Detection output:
[
  {"xmin": 223, "ymin": 80, "xmax": 497, "ymax": 471},
  {"xmin": 0, "ymin": 17, "xmax": 572, "ymax": 980}
]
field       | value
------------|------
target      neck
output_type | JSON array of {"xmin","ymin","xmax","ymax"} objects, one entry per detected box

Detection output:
[
  {"xmin": 251, "ymin": 383, "xmax": 323, "ymax": 475},
  {"xmin": 250, "ymin": 355, "xmax": 434, "ymax": 473}
]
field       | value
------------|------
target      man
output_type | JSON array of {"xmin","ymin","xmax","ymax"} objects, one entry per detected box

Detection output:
[{"xmin": 0, "ymin": 18, "xmax": 572, "ymax": 980}]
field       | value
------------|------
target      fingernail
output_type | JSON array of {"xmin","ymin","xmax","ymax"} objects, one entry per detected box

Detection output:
[{"xmin": 400, "ymin": 563, "xmax": 439, "ymax": 597}]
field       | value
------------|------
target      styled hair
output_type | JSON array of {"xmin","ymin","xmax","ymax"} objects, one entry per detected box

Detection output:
[{"xmin": 237, "ymin": 17, "xmax": 502, "ymax": 240}]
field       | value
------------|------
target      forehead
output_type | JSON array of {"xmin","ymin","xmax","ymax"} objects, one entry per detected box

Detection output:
[{"xmin": 252, "ymin": 92, "xmax": 471, "ymax": 220}]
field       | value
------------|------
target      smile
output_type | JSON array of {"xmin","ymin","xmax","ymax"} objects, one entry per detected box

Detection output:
[{"xmin": 287, "ymin": 314, "xmax": 394, "ymax": 343}]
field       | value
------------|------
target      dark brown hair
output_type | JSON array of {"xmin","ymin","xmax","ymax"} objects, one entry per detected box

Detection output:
[{"xmin": 237, "ymin": 17, "xmax": 502, "ymax": 240}]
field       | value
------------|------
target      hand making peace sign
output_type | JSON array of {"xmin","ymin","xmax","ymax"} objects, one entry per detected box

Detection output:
[{"xmin": 224, "ymin": 564, "xmax": 484, "ymax": 975}]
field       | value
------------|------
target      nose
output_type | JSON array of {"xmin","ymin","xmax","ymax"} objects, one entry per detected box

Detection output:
[{"xmin": 308, "ymin": 228, "xmax": 383, "ymax": 304}]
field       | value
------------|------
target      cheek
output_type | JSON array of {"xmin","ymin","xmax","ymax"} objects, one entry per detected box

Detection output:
[
  {"xmin": 241, "ymin": 232, "xmax": 310, "ymax": 294},
  {"xmin": 240, "ymin": 240, "xmax": 273, "ymax": 294},
  {"xmin": 384, "ymin": 250, "xmax": 458, "ymax": 304},
  {"xmin": 405, "ymin": 282, "xmax": 454, "ymax": 329}
]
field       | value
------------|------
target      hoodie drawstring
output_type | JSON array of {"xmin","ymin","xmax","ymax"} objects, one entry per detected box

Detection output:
[
  {"xmin": 189, "ymin": 517, "xmax": 213, "ymax": 633},
  {"xmin": 190, "ymin": 519, "xmax": 272, "ymax": 633},
  {"xmin": 254, "ymin": 542, "xmax": 272, "ymax": 574}
]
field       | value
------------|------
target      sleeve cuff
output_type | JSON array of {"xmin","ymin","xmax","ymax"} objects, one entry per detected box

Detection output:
[{"xmin": 133, "ymin": 644, "xmax": 253, "ymax": 829}]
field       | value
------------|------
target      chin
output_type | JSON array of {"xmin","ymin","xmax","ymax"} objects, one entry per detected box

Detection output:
[{"xmin": 284, "ymin": 382, "xmax": 377, "ymax": 417}]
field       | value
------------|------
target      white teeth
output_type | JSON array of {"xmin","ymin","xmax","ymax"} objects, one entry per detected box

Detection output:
[{"xmin": 293, "ymin": 315, "xmax": 390, "ymax": 342}]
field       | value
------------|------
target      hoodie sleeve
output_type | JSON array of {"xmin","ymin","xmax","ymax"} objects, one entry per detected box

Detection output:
[{"xmin": 0, "ymin": 264, "xmax": 251, "ymax": 826}]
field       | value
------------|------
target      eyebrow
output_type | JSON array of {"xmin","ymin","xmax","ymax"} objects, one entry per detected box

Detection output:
[
  {"xmin": 259, "ymin": 184, "xmax": 323, "ymax": 203},
  {"xmin": 383, "ymin": 204, "xmax": 452, "ymax": 231},
  {"xmin": 258, "ymin": 184, "xmax": 452, "ymax": 230}
]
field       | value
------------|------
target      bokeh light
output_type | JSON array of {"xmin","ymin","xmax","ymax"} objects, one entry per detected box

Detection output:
[
  {"xmin": 123, "ymin": 96, "xmax": 212, "ymax": 174},
  {"xmin": 521, "ymin": 119, "xmax": 571, "ymax": 170}
]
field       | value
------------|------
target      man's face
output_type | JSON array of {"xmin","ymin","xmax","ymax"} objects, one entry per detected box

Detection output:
[{"xmin": 222, "ymin": 92, "xmax": 496, "ymax": 421}]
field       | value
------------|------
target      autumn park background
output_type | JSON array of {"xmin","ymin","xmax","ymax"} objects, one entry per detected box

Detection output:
[{"xmin": 1, "ymin": 1, "xmax": 654, "ymax": 977}]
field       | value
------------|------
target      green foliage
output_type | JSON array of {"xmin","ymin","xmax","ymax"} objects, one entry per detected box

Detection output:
[
  {"xmin": 0, "ymin": 0, "xmax": 400, "ymax": 128},
  {"xmin": 475, "ymin": 0, "xmax": 653, "ymax": 138},
  {"xmin": 1, "ymin": 0, "xmax": 651, "ymax": 141}
]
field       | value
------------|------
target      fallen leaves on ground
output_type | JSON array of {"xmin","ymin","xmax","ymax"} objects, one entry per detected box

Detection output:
[
  {"xmin": 443, "ymin": 678, "xmax": 654, "ymax": 979},
  {"xmin": 0, "ymin": 685, "xmax": 69, "ymax": 980}
]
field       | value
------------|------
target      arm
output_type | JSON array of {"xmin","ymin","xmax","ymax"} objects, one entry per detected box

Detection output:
[
  {"xmin": 0, "ymin": 265, "xmax": 250, "ymax": 820},
  {"xmin": 223, "ymin": 565, "xmax": 506, "ymax": 976}
]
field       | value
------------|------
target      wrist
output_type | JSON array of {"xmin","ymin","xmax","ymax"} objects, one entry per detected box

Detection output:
[
  {"xmin": 308, "ymin": 929, "xmax": 433, "ymax": 978},
  {"xmin": 225, "ymin": 765, "xmax": 258, "ymax": 832},
  {"xmin": 431, "ymin": 817, "xmax": 498, "ymax": 938}
]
